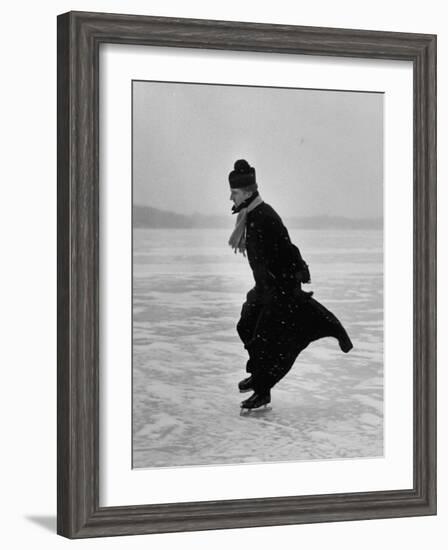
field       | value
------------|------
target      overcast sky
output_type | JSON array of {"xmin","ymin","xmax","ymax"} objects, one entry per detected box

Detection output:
[{"xmin": 133, "ymin": 81, "xmax": 383, "ymax": 219}]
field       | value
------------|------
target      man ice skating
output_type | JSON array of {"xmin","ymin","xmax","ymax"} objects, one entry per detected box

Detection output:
[{"xmin": 228, "ymin": 159, "xmax": 353, "ymax": 411}]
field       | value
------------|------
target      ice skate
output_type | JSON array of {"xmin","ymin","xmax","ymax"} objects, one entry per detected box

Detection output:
[
  {"xmin": 240, "ymin": 390, "xmax": 271, "ymax": 412},
  {"xmin": 238, "ymin": 375, "xmax": 254, "ymax": 393}
]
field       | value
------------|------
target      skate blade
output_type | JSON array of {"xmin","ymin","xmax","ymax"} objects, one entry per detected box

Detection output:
[
  {"xmin": 239, "ymin": 388, "xmax": 253, "ymax": 394},
  {"xmin": 240, "ymin": 404, "xmax": 272, "ymax": 416}
]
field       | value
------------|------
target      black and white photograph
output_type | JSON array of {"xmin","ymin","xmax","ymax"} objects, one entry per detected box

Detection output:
[
  {"xmin": 1, "ymin": 0, "xmax": 440, "ymax": 544},
  {"xmin": 132, "ymin": 80, "xmax": 383, "ymax": 469}
]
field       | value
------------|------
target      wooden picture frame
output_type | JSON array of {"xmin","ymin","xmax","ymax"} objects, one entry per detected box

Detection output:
[{"xmin": 57, "ymin": 10, "xmax": 436, "ymax": 538}]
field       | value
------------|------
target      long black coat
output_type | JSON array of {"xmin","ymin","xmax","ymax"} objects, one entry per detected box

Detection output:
[
  {"xmin": 245, "ymin": 202, "xmax": 303, "ymax": 293},
  {"xmin": 237, "ymin": 202, "xmax": 350, "ymax": 393}
]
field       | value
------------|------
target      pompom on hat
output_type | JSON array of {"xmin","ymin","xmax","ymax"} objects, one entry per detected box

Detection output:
[{"xmin": 228, "ymin": 159, "xmax": 256, "ymax": 189}]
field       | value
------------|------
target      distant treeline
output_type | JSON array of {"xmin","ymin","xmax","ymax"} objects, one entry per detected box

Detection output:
[{"xmin": 133, "ymin": 205, "xmax": 382, "ymax": 230}]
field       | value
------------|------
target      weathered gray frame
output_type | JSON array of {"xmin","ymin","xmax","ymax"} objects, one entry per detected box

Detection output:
[{"xmin": 57, "ymin": 10, "xmax": 437, "ymax": 539}]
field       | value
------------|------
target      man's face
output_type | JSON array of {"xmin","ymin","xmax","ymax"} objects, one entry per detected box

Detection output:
[{"xmin": 229, "ymin": 187, "xmax": 250, "ymax": 207}]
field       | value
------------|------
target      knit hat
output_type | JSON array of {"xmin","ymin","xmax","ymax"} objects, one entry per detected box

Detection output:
[{"xmin": 228, "ymin": 159, "xmax": 256, "ymax": 189}]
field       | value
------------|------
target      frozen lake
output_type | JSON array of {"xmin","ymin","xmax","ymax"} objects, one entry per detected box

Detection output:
[{"xmin": 132, "ymin": 227, "xmax": 383, "ymax": 468}]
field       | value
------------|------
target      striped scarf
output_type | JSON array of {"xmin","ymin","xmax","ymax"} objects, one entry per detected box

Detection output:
[{"xmin": 228, "ymin": 194, "xmax": 263, "ymax": 255}]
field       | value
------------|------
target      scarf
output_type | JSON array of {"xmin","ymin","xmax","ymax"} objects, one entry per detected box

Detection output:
[{"xmin": 228, "ymin": 193, "xmax": 263, "ymax": 255}]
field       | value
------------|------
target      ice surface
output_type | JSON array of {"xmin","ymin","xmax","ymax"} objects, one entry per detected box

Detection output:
[{"xmin": 132, "ymin": 228, "xmax": 383, "ymax": 468}]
